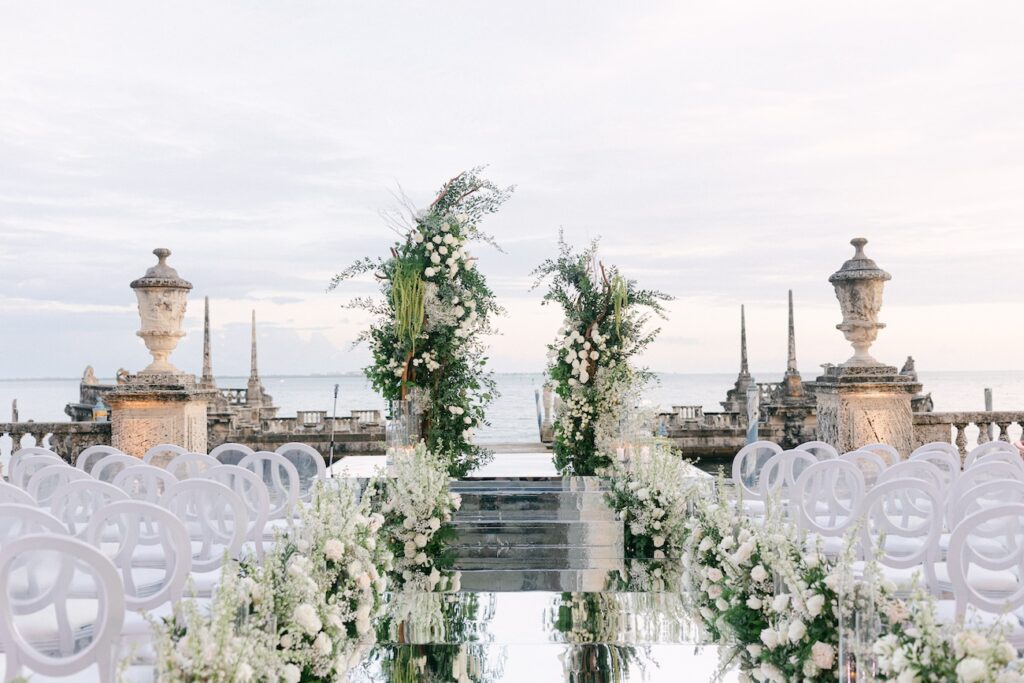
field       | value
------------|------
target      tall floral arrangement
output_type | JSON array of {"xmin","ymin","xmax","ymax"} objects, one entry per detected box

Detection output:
[
  {"xmin": 330, "ymin": 169, "xmax": 512, "ymax": 476},
  {"xmin": 531, "ymin": 232, "xmax": 670, "ymax": 475}
]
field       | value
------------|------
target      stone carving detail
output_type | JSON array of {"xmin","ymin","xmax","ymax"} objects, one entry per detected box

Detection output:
[
  {"xmin": 828, "ymin": 238, "xmax": 891, "ymax": 367},
  {"xmin": 130, "ymin": 248, "xmax": 193, "ymax": 375}
]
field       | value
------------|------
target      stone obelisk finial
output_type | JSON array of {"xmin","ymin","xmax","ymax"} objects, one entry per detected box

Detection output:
[
  {"xmin": 786, "ymin": 290, "xmax": 797, "ymax": 373},
  {"xmin": 740, "ymin": 305, "xmax": 750, "ymax": 377},
  {"xmin": 783, "ymin": 290, "xmax": 804, "ymax": 398},
  {"xmin": 249, "ymin": 310, "xmax": 259, "ymax": 381},
  {"xmin": 200, "ymin": 297, "xmax": 215, "ymax": 389}
]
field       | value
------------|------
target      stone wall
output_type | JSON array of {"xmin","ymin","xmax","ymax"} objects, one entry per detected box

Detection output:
[{"xmin": 0, "ymin": 421, "xmax": 113, "ymax": 465}]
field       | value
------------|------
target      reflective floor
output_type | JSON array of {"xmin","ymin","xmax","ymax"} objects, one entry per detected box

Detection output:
[{"xmin": 347, "ymin": 463, "xmax": 738, "ymax": 682}]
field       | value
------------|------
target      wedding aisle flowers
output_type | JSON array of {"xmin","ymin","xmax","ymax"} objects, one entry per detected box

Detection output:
[
  {"xmin": 531, "ymin": 232, "xmax": 670, "ymax": 474},
  {"xmin": 367, "ymin": 441, "xmax": 461, "ymax": 592},
  {"xmin": 604, "ymin": 445, "xmax": 698, "ymax": 557},
  {"xmin": 330, "ymin": 169, "xmax": 512, "ymax": 476},
  {"xmin": 149, "ymin": 481, "xmax": 390, "ymax": 682}
]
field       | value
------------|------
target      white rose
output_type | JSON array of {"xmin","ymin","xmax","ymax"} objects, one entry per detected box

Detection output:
[
  {"xmin": 957, "ymin": 658, "xmax": 987, "ymax": 683},
  {"xmin": 747, "ymin": 596, "xmax": 762, "ymax": 610},
  {"xmin": 282, "ymin": 664, "xmax": 301, "ymax": 683},
  {"xmin": 811, "ymin": 642, "xmax": 835, "ymax": 670},
  {"xmin": 806, "ymin": 594, "xmax": 826, "ymax": 617},
  {"xmin": 414, "ymin": 552, "xmax": 427, "ymax": 565},
  {"xmin": 760, "ymin": 628, "xmax": 779, "ymax": 649},
  {"xmin": 706, "ymin": 567, "xmax": 723, "ymax": 582},
  {"xmin": 653, "ymin": 535, "xmax": 666, "ymax": 548},
  {"xmin": 425, "ymin": 267, "xmax": 436, "ymax": 277},
  {"xmin": 414, "ymin": 533, "xmax": 428, "ymax": 548},
  {"xmin": 404, "ymin": 540, "xmax": 417, "ymax": 558},
  {"xmin": 707, "ymin": 584, "xmax": 723, "ymax": 599},
  {"xmin": 324, "ymin": 538, "xmax": 345, "ymax": 562},
  {"xmin": 431, "ymin": 252, "xmax": 441, "ymax": 264},
  {"xmin": 429, "ymin": 517, "xmax": 441, "ymax": 531},
  {"xmin": 750, "ymin": 565, "xmax": 768, "ymax": 583},
  {"xmin": 787, "ymin": 619, "xmax": 806, "ymax": 643},
  {"xmin": 237, "ymin": 663, "xmax": 253, "ymax": 682},
  {"xmin": 772, "ymin": 594, "xmax": 789, "ymax": 612},
  {"xmin": 293, "ymin": 603, "xmax": 322, "ymax": 635},
  {"xmin": 356, "ymin": 572, "xmax": 372, "ymax": 590},
  {"xmin": 314, "ymin": 631, "xmax": 332, "ymax": 656}
]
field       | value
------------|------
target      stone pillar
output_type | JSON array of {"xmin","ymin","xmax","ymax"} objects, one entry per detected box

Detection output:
[
  {"xmin": 107, "ymin": 249, "xmax": 214, "ymax": 456},
  {"xmin": 815, "ymin": 239, "xmax": 922, "ymax": 455}
]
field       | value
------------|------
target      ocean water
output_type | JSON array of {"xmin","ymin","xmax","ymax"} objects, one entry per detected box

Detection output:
[{"xmin": 2, "ymin": 371, "xmax": 1023, "ymax": 444}]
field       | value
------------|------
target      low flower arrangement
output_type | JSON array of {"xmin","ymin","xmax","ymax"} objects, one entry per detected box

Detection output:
[
  {"xmin": 366, "ymin": 441, "xmax": 462, "ymax": 592},
  {"xmin": 603, "ymin": 446, "xmax": 698, "ymax": 558},
  {"xmin": 606, "ymin": 466, "xmax": 1024, "ymax": 682},
  {"xmin": 148, "ymin": 481, "xmax": 391, "ymax": 683}
]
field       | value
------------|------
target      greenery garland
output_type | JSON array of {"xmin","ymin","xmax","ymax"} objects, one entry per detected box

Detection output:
[
  {"xmin": 330, "ymin": 169, "xmax": 512, "ymax": 476},
  {"xmin": 531, "ymin": 231, "xmax": 671, "ymax": 475}
]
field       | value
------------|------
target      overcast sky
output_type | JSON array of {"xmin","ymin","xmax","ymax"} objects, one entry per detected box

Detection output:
[{"xmin": 2, "ymin": 1, "xmax": 1023, "ymax": 379}]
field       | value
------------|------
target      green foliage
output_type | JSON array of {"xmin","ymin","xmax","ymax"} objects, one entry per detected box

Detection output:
[
  {"xmin": 330, "ymin": 169, "xmax": 512, "ymax": 476},
  {"xmin": 531, "ymin": 231, "xmax": 672, "ymax": 475}
]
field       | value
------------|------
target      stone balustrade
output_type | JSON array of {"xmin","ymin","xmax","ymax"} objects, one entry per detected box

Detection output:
[
  {"xmin": 0, "ymin": 422, "xmax": 113, "ymax": 470},
  {"xmin": 672, "ymin": 405, "xmax": 704, "ymax": 420},
  {"xmin": 912, "ymin": 411, "xmax": 1024, "ymax": 455}
]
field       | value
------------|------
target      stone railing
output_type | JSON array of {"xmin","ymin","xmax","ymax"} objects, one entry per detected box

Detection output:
[
  {"xmin": 672, "ymin": 405, "xmax": 704, "ymax": 420},
  {"xmin": 913, "ymin": 411, "xmax": 1024, "ymax": 455},
  {"xmin": 758, "ymin": 383, "xmax": 782, "ymax": 402},
  {"xmin": 219, "ymin": 388, "xmax": 248, "ymax": 406},
  {"xmin": 0, "ymin": 422, "xmax": 113, "ymax": 470}
]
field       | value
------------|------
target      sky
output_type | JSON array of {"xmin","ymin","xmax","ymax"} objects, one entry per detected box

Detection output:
[{"xmin": 2, "ymin": 1, "xmax": 1023, "ymax": 379}]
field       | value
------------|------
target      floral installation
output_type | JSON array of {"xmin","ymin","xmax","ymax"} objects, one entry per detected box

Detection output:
[
  {"xmin": 366, "ymin": 441, "xmax": 462, "ymax": 592},
  {"xmin": 531, "ymin": 231, "xmax": 670, "ymax": 475},
  {"xmin": 603, "ymin": 444, "xmax": 699, "ymax": 558},
  {"xmin": 874, "ymin": 584, "xmax": 1023, "ymax": 683},
  {"xmin": 552, "ymin": 593, "xmax": 638, "ymax": 680},
  {"xmin": 330, "ymin": 169, "xmax": 512, "ymax": 476},
  {"xmin": 664, "ymin": 473, "xmax": 1024, "ymax": 683},
  {"xmin": 148, "ymin": 481, "xmax": 390, "ymax": 683}
]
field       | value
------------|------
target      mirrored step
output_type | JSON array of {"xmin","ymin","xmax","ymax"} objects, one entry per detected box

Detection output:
[
  {"xmin": 376, "ymin": 592, "xmax": 701, "ymax": 646},
  {"xmin": 451, "ymin": 521, "xmax": 624, "ymax": 548},
  {"xmin": 451, "ymin": 476, "xmax": 610, "ymax": 493},
  {"xmin": 352, "ymin": 643, "xmax": 737, "ymax": 683},
  {"xmin": 455, "ymin": 568, "xmax": 627, "ymax": 592},
  {"xmin": 456, "ymin": 492, "xmax": 618, "ymax": 521}
]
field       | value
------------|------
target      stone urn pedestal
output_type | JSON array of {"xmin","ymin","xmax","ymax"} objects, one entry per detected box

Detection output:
[
  {"xmin": 815, "ymin": 238, "xmax": 921, "ymax": 455},
  {"xmin": 107, "ymin": 248, "xmax": 215, "ymax": 456},
  {"xmin": 107, "ymin": 374, "xmax": 216, "ymax": 456},
  {"xmin": 814, "ymin": 364, "xmax": 921, "ymax": 455}
]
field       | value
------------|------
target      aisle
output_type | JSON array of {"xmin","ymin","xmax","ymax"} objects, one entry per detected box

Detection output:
[{"xmin": 350, "ymin": 464, "xmax": 738, "ymax": 682}]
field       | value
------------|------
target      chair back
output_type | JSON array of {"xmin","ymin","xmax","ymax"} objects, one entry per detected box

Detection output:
[
  {"xmin": 795, "ymin": 441, "xmax": 839, "ymax": 460},
  {"xmin": 964, "ymin": 440, "xmax": 1021, "ymax": 469},
  {"xmin": 731, "ymin": 441, "xmax": 783, "ymax": 501},
  {"xmin": 209, "ymin": 443, "xmax": 255, "ymax": 466},
  {"xmin": 948, "ymin": 503, "xmax": 1024, "ymax": 619},
  {"xmin": 204, "ymin": 465, "xmax": 271, "ymax": 558},
  {"xmin": 142, "ymin": 443, "xmax": 187, "ymax": 469},
  {"xmin": 50, "ymin": 479, "xmax": 129, "ymax": 538},
  {"xmin": 84, "ymin": 500, "xmax": 191, "ymax": 612},
  {"xmin": 26, "ymin": 466, "xmax": 89, "ymax": 506},
  {"xmin": 792, "ymin": 459, "xmax": 865, "ymax": 538},
  {"xmin": 840, "ymin": 449, "xmax": 889, "ymax": 488},
  {"xmin": 161, "ymin": 479, "xmax": 249, "ymax": 573},
  {"xmin": 10, "ymin": 454, "xmax": 65, "ymax": 489},
  {"xmin": 275, "ymin": 442, "xmax": 327, "ymax": 501},
  {"xmin": 859, "ymin": 478, "xmax": 943, "ymax": 592},
  {"xmin": 112, "ymin": 464, "xmax": 177, "ymax": 503},
  {"xmin": 90, "ymin": 453, "xmax": 141, "ymax": 483},
  {"xmin": 165, "ymin": 452, "xmax": 219, "ymax": 480},
  {"xmin": 859, "ymin": 442, "xmax": 902, "ymax": 466},
  {"xmin": 0, "ymin": 534, "xmax": 124, "ymax": 681},
  {"xmin": 75, "ymin": 446, "xmax": 123, "ymax": 473},
  {"xmin": 239, "ymin": 451, "xmax": 300, "ymax": 520}
]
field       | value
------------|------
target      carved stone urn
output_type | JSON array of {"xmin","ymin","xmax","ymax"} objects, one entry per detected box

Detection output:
[
  {"xmin": 828, "ymin": 238, "xmax": 891, "ymax": 366},
  {"xmin": 130, "ymin": 248, "xmax": 193, "ymax": 374}
]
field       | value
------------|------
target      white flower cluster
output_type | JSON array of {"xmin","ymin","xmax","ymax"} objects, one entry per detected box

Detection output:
[
  {"xmin": 374, "ymin": 441, "xmax": 462, "ymax": 592},
  {"xmin": 551, "ymin": 321, "xmax": 608, "ymax": 386},
  {"xmin": 150, "ymin": 482, "xmax": 391, "ymax": 682},
  {"xmin": 667, "ymin": 478, "xmax": 1024, "ymax": 683},
  {"xmin": 873, "ymin": 586, "xmax": 1023, "ymax": 683},
  {"xmin": 413, "ymin": 213, "xmax": 473, "ymax": 281},
  {"xmin": 605, "ymin": 446, "xmax": 696, "ymax": 558}
]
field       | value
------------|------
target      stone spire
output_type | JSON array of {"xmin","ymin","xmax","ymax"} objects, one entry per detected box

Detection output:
[
  {"xmin": 199, "ymin": 297, "xmax": 215, "ymax": 389},
  {"xmin": 787, "ymin": 290, "xmax": 797, "ymax": 373},
  {"xmin": 721, "ymin": 304, "xmax": 756, "ymax": 412},
  {"xmin": 740, "ymin": 305, "xmax": 750, "ymax": 377},
  {"xmin": 782, "ymin": 290, "xmax": 805, "ymax": 398},
  {"xmin": 246, "ymin": 310, "xmax": 263, "ymax": 406}
]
